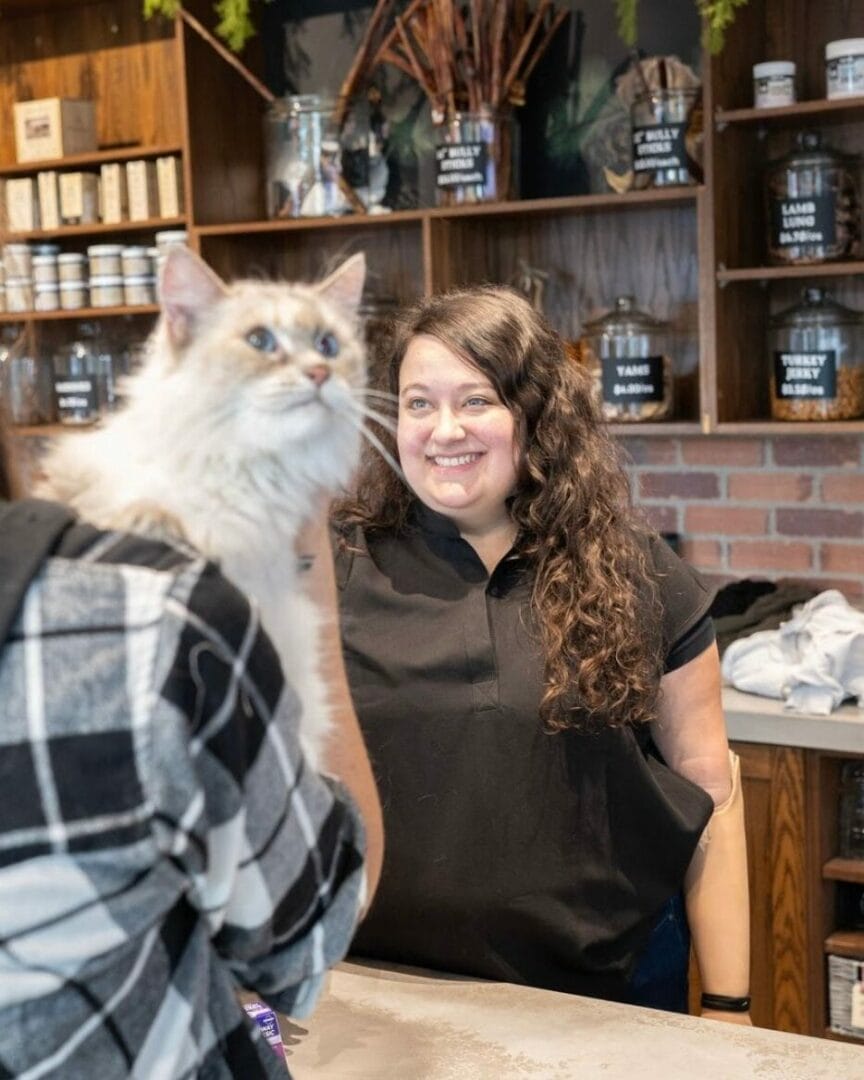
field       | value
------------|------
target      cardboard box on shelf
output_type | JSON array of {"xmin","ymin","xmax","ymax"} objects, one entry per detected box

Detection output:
[
  {"xmin": 37, "ymin": 171, "xmax": 61, "ymax": 231},
  {"xmin": 13, "ymin": 98, "xmax": 97, "ymax": 163},
  {"xmin": 58, "ymin": 172, "xmax": 100, "ymax": 225},
  {"xmin": 126, "ymin": 159, "xmax": 159, "ymax": 221},
  {"xmin": 5, "ymin": 177, "xmax": 40, "ymax": 232},
  {"xmin": 100, "ymin": 162, "xmax": 127, "ymax": 224},
  {"xmin": 156, "ymin": 155, "xmax": 184, "ymax": 218}
]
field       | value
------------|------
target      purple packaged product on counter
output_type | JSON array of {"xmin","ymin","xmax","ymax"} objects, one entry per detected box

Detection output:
[{"xmin": 243, "ymin": 1000, "xmax": 287, "ymax": 1062}]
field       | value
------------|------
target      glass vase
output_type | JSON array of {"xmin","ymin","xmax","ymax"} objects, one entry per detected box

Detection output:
[{"xmin": 434, "ymin": 106, "xmax": 515, "ymax": 207}]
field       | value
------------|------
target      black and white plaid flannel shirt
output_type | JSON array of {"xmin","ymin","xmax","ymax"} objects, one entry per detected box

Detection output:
[{"xmin": 0, "ymin": 523, "xmax": 365, "ymax": 1078}]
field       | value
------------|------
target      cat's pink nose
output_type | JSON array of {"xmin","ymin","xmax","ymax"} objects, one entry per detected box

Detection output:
[{"xmin": 305, "ymin": 364, "xmax": 331, "ymax": 387}]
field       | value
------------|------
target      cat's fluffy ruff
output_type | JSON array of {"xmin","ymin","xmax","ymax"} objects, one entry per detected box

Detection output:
[{"xmin": 40, "ymin": 247, "xmax": 368, "ymax": 771}]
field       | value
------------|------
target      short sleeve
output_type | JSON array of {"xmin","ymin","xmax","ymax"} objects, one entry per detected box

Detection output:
[{"xmin": 647, "ymin": 533, "xmax": 716, "ymax": 658}]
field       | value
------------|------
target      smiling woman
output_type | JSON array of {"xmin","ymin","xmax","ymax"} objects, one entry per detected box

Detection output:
[{"xmin": 333, "ymin": 284, "xmax": 751, "ymax": 1022}]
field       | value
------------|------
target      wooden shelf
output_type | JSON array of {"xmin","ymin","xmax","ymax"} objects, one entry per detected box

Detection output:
[
  {"xmin": 607, "ymin": 421, "xmax": 703, "ymax": 437},
  {"xmin": 5, "ymin": 217, "xmax": 185, "ymax": 242},
  {"xmin": 196, "ymin": 187, "xmax": 702, "ymax": 237},
  {"xmin": 717, "ymin": 262, "xmax": 864, "ymax": 283},
  {"xmin": 715, "ymin": 95, "xmax": 864, "ymax": 127},
  {"xmin": 824, "ymin": 858, "xmax": 864, "ymax": 885},
  {"xmin": 824, "ymin": 930, "xmax": 864, "ymax": 958},
  {"xmin": 0, "ymin": 144, "xmax": 183, "ymax": 179},
  {"xmin": 715, "ymin": 420, "xmax": 864, "ymax": 436},
  {"xmin": 825, "ymin": 1028, "xmax": 864, "ymax": 1044},
  {"xmin": 0, "ymin": 305, "xmax": 159, "ymax": 323}
]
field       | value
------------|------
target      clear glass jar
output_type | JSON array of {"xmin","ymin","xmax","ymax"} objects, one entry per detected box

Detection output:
[
  {"xmin": 769, "ymin": 287, "xmax": 864, "ymax": 421},
  {"xmin": 838, "ymin": 761, "xmax": 864, "ymax": 860},
  {"xmin": 630, "ymin": 89, "xmax": 700, "ymax": 189},
  {"xmin": 581, "ymin": 297, "xmax": 674, "ymax": 422},
  {"xmin": 52, "ymin": 322, "xmax": 120, "ymax": 424},
  {"xmin": 0, "ymin": 325, "xmax": 54, "ymax": 425},
  {"xmin": 434, "ymin": 105, "xmax": 515, "ymax": 207},
  {"xmin": 264, "ymin": 94, "xmax": 351, "ymax": 219},
  {"xmin": 766, "ymin": 131, "xmax": 861, "ymax": 264}
]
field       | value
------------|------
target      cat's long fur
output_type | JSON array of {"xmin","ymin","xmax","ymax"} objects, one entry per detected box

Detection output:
[{"xmin": 40, "ymin": 247, "xmax": 369, "ymax": 770}]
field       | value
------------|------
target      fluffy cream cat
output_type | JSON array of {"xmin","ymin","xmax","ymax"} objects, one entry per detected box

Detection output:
[{"xmin": 40, "ymin": 246, "xmax": 375, "ymax": 771}]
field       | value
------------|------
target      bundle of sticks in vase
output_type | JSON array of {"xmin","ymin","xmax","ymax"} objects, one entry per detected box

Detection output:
[{"xmin": 338, "ymin": 0, "xmax": 568, "ymax": 205}]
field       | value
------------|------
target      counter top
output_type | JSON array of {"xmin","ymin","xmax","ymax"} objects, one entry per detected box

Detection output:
[
  {"xmin": 283, "ymin": 961, "xmax": 862, "ymax": 1079},
  {"xmin": 723, "ymin": 686, "xmax": 863, "ymax": 754}
]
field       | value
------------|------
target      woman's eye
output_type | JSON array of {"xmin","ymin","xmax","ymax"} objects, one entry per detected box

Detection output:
[
  {"xmin": 246, "ymin": 326, "xmax": 278, "ymax": 353},
  {"xmin": 406, "ymin": 398, "xmax": 429, "ymax": 411},
  {"xmin": 465, "ymin": 396, "xmax": 490, "ymax": 407},
  {"xmin": 314, "ymin": 330, "xmax": 340, "ymax": 358}
]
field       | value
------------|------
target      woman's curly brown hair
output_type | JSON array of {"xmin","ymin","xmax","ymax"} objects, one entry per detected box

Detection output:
[{"xmin": 336, "ymin": 285, "xmax": 665, "ymax": 731}]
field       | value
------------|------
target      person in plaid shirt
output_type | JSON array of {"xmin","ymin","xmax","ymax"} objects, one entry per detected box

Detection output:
[{"xmin": 0, "ymin": 425, "xmax": 382, "ymax": 1078}]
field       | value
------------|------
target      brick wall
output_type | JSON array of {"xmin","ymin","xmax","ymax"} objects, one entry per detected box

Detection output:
[{"xmin": 620, "ymin": 435, "xmax": 864, "ymax": 599}]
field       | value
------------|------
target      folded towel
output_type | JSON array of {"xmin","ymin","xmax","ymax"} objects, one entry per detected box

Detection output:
[{"xmin": 720, "ymin": 590, "xmax": 864, "ymax": 715}]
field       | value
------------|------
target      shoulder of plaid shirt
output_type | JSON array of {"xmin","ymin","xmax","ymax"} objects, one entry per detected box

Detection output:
[{"xmin": 0, "ymin": 511, "xmax": 368, "ymax": 1080}]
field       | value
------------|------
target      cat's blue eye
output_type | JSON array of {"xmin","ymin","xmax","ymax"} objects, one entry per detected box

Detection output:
[
  {"xmin": 313, "ymin": 330, "xmax": 340, "ymax": 359},
  {"xmin": 246, "ymin": 326, "xmax": 279, "ymax": 353}
]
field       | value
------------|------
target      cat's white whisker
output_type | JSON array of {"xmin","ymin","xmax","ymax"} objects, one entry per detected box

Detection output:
[
  {"xmin": 344, "ymin": 412, "xmax": 404, "ymax": 479},
  {"xmin": 347, "ymin": 401, "xmax": 397, "ymax": 434}
]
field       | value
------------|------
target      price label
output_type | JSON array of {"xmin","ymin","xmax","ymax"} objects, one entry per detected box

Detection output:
[
  {"xmin": 601, "ymin": 356, "xmax": 665, "ymax": 404},
  {"xmin": 770, "ymin": 194, "xmax": 837, "ymax": 250},
  {"xmin": 631, "ymin": 123, "xmax": 687, "ymax": 174},
  {"xmin": 435, "ymin": 142, "xmax": 488, "ymax": 189},
  {"xmin": 54, "ymin": 377, "xmax": 97, "ymax": 415},
  {"xmin": 773, "ymin": 350, "xmax": 837, "ymax": 400}
]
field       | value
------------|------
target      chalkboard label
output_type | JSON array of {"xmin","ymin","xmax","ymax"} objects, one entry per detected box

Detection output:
[
  {"xmin": 770, "ymin": 194, "xmax": 837, "ymax": 250},
  {"xmin": 435, "ymin": 142, "xmax": 488, "ymax": 189},
  {"xmin": 631, "ymin": 123, "xmax": 687, "ymax": 174},
  {"xmin": 55, "ymin": 377, "xmax": 97, "ymax": 415},
  {"xmin": 601, "ymin": 356, "xmax": 665, "ymax": 403},
  {"xmin": 773, "ymin": 350, "xmax": 837, "ymax": 399}
]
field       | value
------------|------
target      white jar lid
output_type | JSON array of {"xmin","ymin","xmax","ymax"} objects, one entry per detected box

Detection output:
[
  {"xmin": 826, "ymin": 38, "xmax": 864, "ymax": 60},
  {"xmin": 5, "ymin": 276, "xmax": 32, "ymax": 285},
  {"xmin": 87, "ymin": 244, "xmax": 124, "ymax": 256},
  {"xmin": 34, "ymin": 282, "xmax": 59, "ymax": 292},
  {"xmin": 32, "ymin": 253, "xmax": 58, "ymax": 264},
  {"xmin": 123, "ymin": 275, "xmax": 156, "ymax": 284},
  {"xmin": 32, "ymin": 243, "xmax": 60, "ymax": 255},
  {"xmin": 58, "ymin": 253, "xmax": 87, "ymax": 263},
  {"xmin": 59, "ymin": 280, "xmax": 88, "ymax": 289},
  {"xmin": 89, "ymin": 275, "xmax": 124, "ymax": 285},
  {"xmin": 121, "ymin": 246, "xmax": 150, "ymax": 257},
  {"xmin": 155, "ymin": 230, "xmax": 188, "ymax": 244},
  {"xmin": 3, "ymin": 243, "xmax": 32, "ymax": 253},
  {"xmin": 753, "ymin": 61, "xmax": 795, "ymax": 77}
]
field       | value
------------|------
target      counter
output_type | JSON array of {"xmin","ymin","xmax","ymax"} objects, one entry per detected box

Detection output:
[
  {"xmin": 283, "ymin": 961, "xmax": 862, "ymax": 1079},
  {"xmin": 723, "ymin": 686, "xmax": 863, "ymax": 753}
]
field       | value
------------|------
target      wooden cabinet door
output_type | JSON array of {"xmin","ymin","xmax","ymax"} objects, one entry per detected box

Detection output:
[{"xmin": 734, "ymin": 741, "xmax": 812, "ymax": 1033}]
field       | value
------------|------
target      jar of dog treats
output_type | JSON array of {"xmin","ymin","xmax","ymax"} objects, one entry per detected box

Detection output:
[
  {"xmin": 769, "ymin": 287, "xmax": 864, "ymax": 420},
  {"xmin": 581, "ymin": 296, "xmax": 674, "ymax": 421}
]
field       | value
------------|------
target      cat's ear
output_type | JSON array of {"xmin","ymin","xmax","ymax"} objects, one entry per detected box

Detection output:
[
  {"xmin": 159, "ymin": 247, "xmax": 227, "ymax": 348},
  {"xmin": 316, "ymin": 252, "xmax": 366, "ymax": 313}
]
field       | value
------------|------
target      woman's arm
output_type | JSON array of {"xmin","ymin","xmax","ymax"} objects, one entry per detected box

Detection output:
[
  {"xmin": 652, "ymin": 643, "xmax": 752, "ymax": 1025},
  {"xmin": 296, "ymin": 508, "xmax": 384, "ymax": 904}
]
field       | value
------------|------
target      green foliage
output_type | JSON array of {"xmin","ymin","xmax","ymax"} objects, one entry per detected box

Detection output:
[
  {"xmin": 143, "ymin": 0, "xmax": 269, "ymax": 52},
  {"xmin": 613, "ymin": 0, "xmax": 750, "ymax": 54},
  {"xmin": 614, "ymin": 0, "xmax": 638, "ymax": 47},
  {"xmin": 698, "ymin": 0, "xmax": 750, "ymax": 54}
]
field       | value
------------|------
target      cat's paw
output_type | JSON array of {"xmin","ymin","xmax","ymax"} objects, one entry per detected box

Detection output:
[{"xmin": 107, "ymin": 501, "xmax": 189, "ymax": 543}]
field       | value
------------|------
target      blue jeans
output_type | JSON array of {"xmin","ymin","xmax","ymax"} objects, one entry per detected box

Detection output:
[{"xmin": 629, "ymin": 892, "xmax": 690, "ymax": 1013}]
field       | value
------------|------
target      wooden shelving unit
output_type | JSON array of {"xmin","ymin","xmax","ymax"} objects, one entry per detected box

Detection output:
[
  {"xmin": 0, "ymin": 143, "xmax": 183, "ymax": 179},
  {"xmin": 0, "ymin": 305, "xmax": 159, "ymax": 323},
  {"xmin": 715, "ymin": 94, "xmax": 864, "ymax": 127}
]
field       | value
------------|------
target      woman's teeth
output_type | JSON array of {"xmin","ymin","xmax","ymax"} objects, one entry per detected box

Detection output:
[{"xmin": 432, "ymin": 453, "xmax": 481, "ymax": 467}]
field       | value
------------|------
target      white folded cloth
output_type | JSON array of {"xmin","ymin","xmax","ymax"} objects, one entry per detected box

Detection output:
[{"xmin": 721, "ymin": 590, "xmax": 864, "ymax": 715}]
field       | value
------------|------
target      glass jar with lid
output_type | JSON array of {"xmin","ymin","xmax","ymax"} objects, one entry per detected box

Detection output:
[
  {"xmin": 766, "ymin": 131, "xmax": 861, "ymax": 264},
  {"xmin": 580, "ymin": 297, "xmax": 674, "ymax": 422},
  {"xmin": 264, "ymin": 94, "xmax": 352, "ymax": 219},
  {"xmin": 0, "ymin": 324, "xmax": 54, "ymax": 425},
  {"xmin": 769, "ymin": 287, "xmax": 864, "ymax": 421},
  {"xmin": 52, "ymin": 322, "xmax": 121, "ymax": 425}
]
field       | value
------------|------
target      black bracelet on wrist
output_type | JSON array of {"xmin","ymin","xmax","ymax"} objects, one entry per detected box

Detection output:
[{"xmin": 700, "ymin": 992, "xmax": 751, "ymax": 1013}]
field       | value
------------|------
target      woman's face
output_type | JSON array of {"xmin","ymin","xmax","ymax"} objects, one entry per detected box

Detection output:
[{"xmin": 397, "ymin": 334, "xmax": 518, "ymax": 535}]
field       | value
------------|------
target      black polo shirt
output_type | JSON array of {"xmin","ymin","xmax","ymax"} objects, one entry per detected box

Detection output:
[{"xmin": 336, "ymin": 504, "xmax": 716, "ymax": 1001}]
